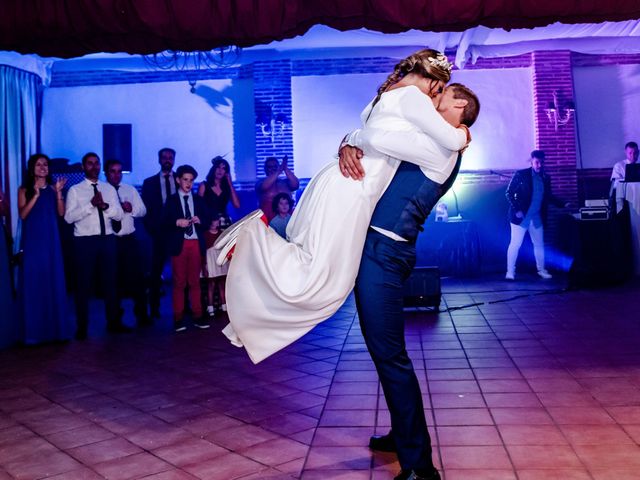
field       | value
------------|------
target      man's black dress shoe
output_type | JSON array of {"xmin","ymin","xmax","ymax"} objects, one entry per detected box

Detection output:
[
  {"xmin": 394, "ymin": 468, "xmax": 441, "ymax": 480},
  {"xmin": 369, "ymin": 432, "xmax": 396, "ymax": 452}
]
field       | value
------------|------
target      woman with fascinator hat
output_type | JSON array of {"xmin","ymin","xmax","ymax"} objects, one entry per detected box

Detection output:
[{"xmin": 217, "ymin": 49, "xmax": 472, "ymax": 364}]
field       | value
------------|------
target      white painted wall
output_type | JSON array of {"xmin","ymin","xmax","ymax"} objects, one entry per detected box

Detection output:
[
  {"xmin": 291, "ymin": 68, "xmax": 536, "ymax": 177},
  {"xmin": 41, "ymin": 78, "xmax": 255, "ymax": 185},
  {"xmin": 449, "ymin": 68, "xmax": 535, "ymax": 171},
  {"xmin": 574, "ymin": 63, "xmax": 640, "ymax": 169},
  {"xmin": 292, "ymin": 73, "xmax": 386, "ymax": 178}
]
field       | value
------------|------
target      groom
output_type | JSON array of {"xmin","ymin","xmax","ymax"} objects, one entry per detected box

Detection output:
[{"xmin": 339, "ymin": 84, "xmax": 480, "ymax": 480}]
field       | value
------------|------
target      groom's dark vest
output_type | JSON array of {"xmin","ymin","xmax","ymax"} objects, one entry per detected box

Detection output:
[{"xmin": 370, "ymin": 153, "xmax": 462, "ymax": 244}]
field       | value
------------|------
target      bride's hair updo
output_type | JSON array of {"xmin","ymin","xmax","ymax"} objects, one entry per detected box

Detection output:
[{"xmin": 373, "ymin": 49, "xmax": 453, "ymax": 107}]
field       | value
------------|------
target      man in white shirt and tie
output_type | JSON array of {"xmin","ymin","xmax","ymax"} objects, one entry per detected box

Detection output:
[
  {"xmin": 105, "ymin": 159, "xmax": 150, "ymax": 327},
  {"xmin": 64, "ymin": 152, "xmax": 127, "ymax": 339}
]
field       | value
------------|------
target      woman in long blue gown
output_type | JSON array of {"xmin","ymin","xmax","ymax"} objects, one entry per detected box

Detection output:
[{"xmin": 18, "ymin": 153, "xmax": 71, "ymax": 344}]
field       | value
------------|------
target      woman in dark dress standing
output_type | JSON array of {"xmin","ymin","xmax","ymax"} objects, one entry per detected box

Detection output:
[
  {"xmin": 198, "ymin": 157, "xmax": 240, "ymax": 223},
  {"xmin": 198, "ymin": 157, "xmax": 240, "ymax": 315},
  {"xmin": 18, "ymin": 153, "xmax": 71, "ymax": 344}
]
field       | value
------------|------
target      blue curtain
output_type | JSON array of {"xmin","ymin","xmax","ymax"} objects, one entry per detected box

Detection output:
[
  {"xmin": 0, "ymin": 65, "xmax": 41, "ymax": 348},
  {"xmin": 0, "ymin": 65, "xmax": 41, "ymax": 243}
]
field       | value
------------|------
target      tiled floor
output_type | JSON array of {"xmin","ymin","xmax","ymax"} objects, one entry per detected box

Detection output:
[{"xmin": 1, "ymin": 275, "xmax": 640, "ymax": 479}]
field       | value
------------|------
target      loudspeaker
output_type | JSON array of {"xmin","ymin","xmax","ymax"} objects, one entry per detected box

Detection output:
[
  {"xmin": 103, "ymin": 124, "xmax": 132, "ymax": 172},
  {"xmin": 404, "ymin": 266, "xmax": 441, "ymax": 308}
]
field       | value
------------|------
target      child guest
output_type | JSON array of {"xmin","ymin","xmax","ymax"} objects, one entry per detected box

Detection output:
[{"xmin": 164, "ymin": 165, "xmax": 211, "ymax": 332}]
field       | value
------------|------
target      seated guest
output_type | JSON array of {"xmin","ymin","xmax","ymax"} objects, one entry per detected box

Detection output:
[
  {"xmin": 105, "ymin": 159, "xmax": 150, "ymax": 326},
  {"xmin": 255, "ymin": 155, "xmax": 299, "ymax": 221},
  {"xmin": 17, "ymin": 153, "xmax": 71, "ymax": 344},
  {"xmin": 64, "ymin": 152, "xmax": 128, "ymax": 339},
  {"xmin": 269, "ymin": 192, "xmax": 294, "ymax": 239},
  {"xmin": 203, "ymin": 215, "xmax": 229, "ymax": 316},
  {"xmin": 164, "ymin": 165, "xmax": 211, "ymax": 332}
]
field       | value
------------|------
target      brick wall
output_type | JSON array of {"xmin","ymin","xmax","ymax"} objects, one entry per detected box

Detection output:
[
  {"xmin": 531, "ymin": 50, "xmax": 579, "ymax": 243},
  {"xmin": 252, "ymin": 60, "xmax": 294, "ymax": 178}
]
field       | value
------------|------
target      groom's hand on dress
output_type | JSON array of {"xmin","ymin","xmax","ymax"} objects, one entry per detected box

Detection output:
[{"xmin": 339, "ymin": 145, "xmax": 365, "ymax": 180}]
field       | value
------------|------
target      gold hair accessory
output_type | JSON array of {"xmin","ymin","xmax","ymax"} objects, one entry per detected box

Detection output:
[{"xmin": 427, "ymin": 54, "xmax": 452, "ymax": 73}]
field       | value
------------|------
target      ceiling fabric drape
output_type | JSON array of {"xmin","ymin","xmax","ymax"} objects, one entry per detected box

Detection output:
[{"xmin": 2, "ymin": 0, "xmax": 640, "ymax": 58}]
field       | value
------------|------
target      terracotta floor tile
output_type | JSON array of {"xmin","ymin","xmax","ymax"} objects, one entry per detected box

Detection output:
[
  {"xmin": 46, "ymin": 466, "xmax": 108, "ymax": 479},
  {"xmin": 258, "ymin": 411, "xmax": 319, "ymax": 435},
  {"xmin": 137, "ymin": 470, "xmax": 199, "ymax": 480},
  {"xmin": 497, "ymin": 424, "xmax": 568, "ymax": 445},
  {"xmin": 527, "ymin": 378, "xmax": 585, "ymax": 392},
  {"xmin": 483, "ymin": 392, "xmax": 542, "ymax": 408},
  {"xmin": 239, "ymin": 437, "xmax": 308, "ymax": 466},
  {"xmin": 537, "ymin": 391, "xmax": 598, "ymax": 407},
  {"xmin": 573, "ymin": 444, "xmax": 640, "ymax": 469},
  {"xmin": 440, "ymin": 445, "xmax": 512, "ymax": 469},
  {"xmin": 444, "ymin": 470, "xmax": 517, "ymax": 480},
  {"xmin": 67, "ymin": 437, "xmax": 142, "ymax": 465},
  {"xmin": 325, "ymin": 394, "xmax": 378, "ymax": 410},
  {"xmin": 434, "ymin": 408, "xmax": 494, "ymax": 426},
  {"xmin": 205, "ymin": 423, "xmax": 281, "ymax": 450},
  {"xmin": 516, "ymin": 469, "xmax": 591, "ymax": 480},
  {"xmin": 2, "ymin": 280, "xmax": 640, "ymax": 479},
  {"xmin": 478, "ymin": 379, "xmax": 532, "ymax": 393},
  {"xmin": 547, "ymin": 407, "xmax": 616, "ymax": 425},
  {"xmin": 605, "ymin": 405, "xmax": 640, "ymax": 423},
  {"xmin": 590, "ymin": 469, "xmax": 640, "ymax": 480},
  {"xmin": 319, "ymin": 409, "xmax": 376, "ymax": 427},
  {"xmin": 124, "ymin": 425, "xmax": 193, "ymax": 450},
  {"xmin": 506, "ymin": 445, "xmax": 583, "ymax": 469},
  {"xmin": 92, "ymin": 452, "xmax": 173, "ymax": 480},
  {"xmin": 183, "ymin": 451, "xmax": 267, "ymax": 478},
  {"xmin": 178, "ymin": 412, "xmax": 244, "ymax": 436},
  {"xmin": 429, "ymin": 380, "xmax": 481, "ymax": 394},
  {"xmin": 431, "ymin": 393, "xmax": 486, "ymax": 409},
  {"xmin": 622, "ymin": 424, "xmax": 640, "ymax": 443},
  {"xmin": 46, "ymin": 423, "xmax": 116, "ymax": 450},
  {"xmin": 152, "ymin": 437, "xmax": 228, "ymax": 466},
  {"xmin": 490, "ymin": 407, "xmax": 554, "ymax": 425},
  {"xmin": 436, "ymin": 426, "xmax": 502, "ymax": 446},
  {"xmin": 559, "ymin": 424, "xmax": 635, "ymax": 445},
  {"xmin": 304, "ymin": 470, "xmax": 371, "ymax": 479},
  {"xmin": 312, "ymin": 427, "xmax": 372, "ymax": 447},
  {"xmin": 4, "ymin": 446, "xmax": 79, "ymax": 478},
  {"xmin": 305, "ymin": 446, "xmax": 372, "ymax": 470}
]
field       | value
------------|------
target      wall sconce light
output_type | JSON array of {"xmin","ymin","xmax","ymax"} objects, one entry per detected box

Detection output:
[
  {"xmin": 257, "ymin": 109, "xmax": 289, "ymax": 143},
  {"xmin": 187, "ymin": 77, "xmax": 197, "ymax": 94},
  {"xmin": 545, "ymin": 90, "xmax": 575, "ymax": 131}
]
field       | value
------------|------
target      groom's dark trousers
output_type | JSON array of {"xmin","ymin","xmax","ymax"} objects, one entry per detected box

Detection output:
[{"xmin": 354, "ymin": 158, "xmax": 461, "ymax": 472}]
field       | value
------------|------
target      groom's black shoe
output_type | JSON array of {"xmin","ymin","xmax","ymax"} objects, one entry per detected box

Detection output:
[
  {"xmin": 394, "ymin": 468, "xmax": 441, "ymax": 480},
  {"xmin": 369, "ymin": 431, "xmax": 396, "ymax": 452}
]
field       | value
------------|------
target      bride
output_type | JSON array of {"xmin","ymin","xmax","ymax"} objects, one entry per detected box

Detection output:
[{"xmin": 217, "ymin": 49, "xmax": 471, "ymax": 363}]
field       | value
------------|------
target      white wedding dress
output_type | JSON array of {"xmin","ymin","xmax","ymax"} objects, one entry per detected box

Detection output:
[{"xmin": 223, "ymin": 85, "xmax": 467, "ymax": 363}]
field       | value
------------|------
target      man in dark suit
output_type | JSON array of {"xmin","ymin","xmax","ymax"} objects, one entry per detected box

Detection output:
[
  {"xmin": 163, "ymin": 164, "xmax": 211, "ymax": 332},
  {"xmin": 339, "ymin": 84, "xmax": 479, "ymax": 480},
  {"xmin": 141, "ymin": 147, "xmax": 176, "ymax": 318},
  {"xmin": 505, "ymin": 150, "xmax": 570, "ymax": 280}
]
